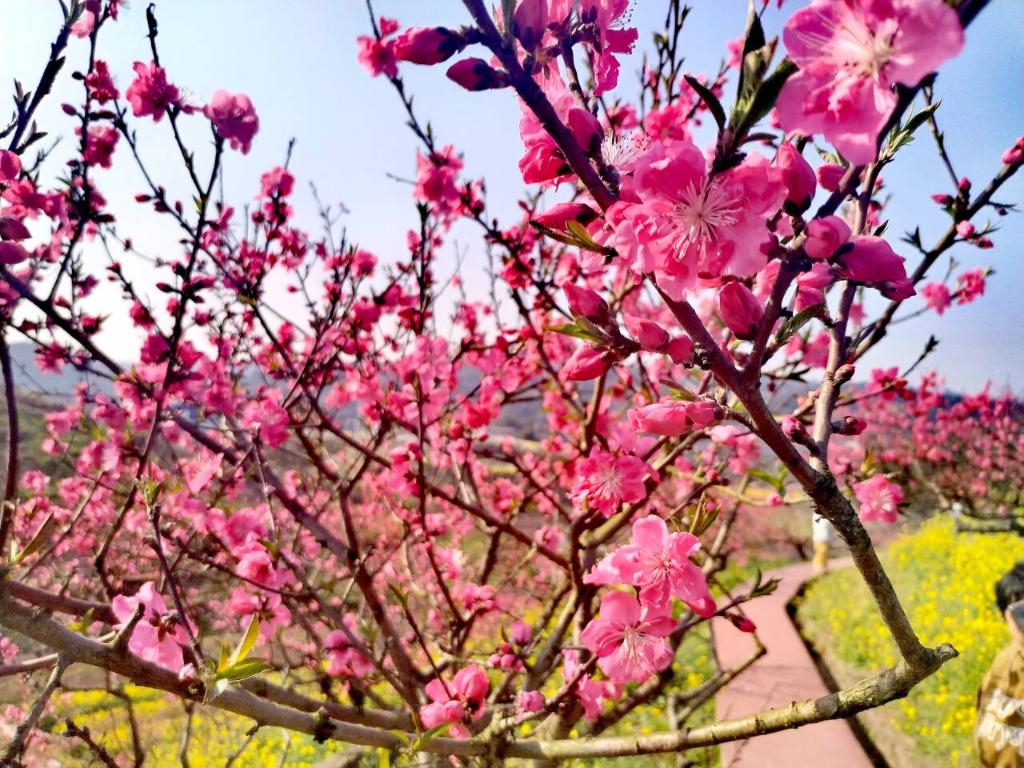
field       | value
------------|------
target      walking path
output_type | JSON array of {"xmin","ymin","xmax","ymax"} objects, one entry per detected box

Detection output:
[{"xmin": 712, "ymin": 560, "xmax": 876, "ymax": 767}]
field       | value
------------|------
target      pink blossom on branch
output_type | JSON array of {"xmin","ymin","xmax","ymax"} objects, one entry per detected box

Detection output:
[
  {"xmin": 853, "ymin": 475, "xmax": 904, "ymax": 524},
  {"xmin": 777, "ymin": 0, "xmax": 964, "ymax": 163},
  {"xmin": 585, "ymin": 515, "xmax": 716, "ymax": 616},
  {"xmin": 628, "ymin": 398, "xmax": 723, "ymax": 437},
  {"xmin": 580, "ymin": 591, "xmax": 675, "ymax": 684},
  {"xmin": 614, "ymin": 140, "xmax": 786, "ymax": 299},
  {"xmin": 111, "ymin": 582, "xmax": 189, "ymax": 672},
  {"xmin": 125, "ymin": 61, "xmax": 182, "ymax": 121},
  {"xmin": 204, "ymin": 91, "xmax": 259, "ymax": 154},
  {"xmin": 571, "ymin": 448, "xmax": 656, "ymax": 516}
]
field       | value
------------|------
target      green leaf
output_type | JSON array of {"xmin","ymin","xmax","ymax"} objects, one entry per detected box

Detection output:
[
  {"xmin": 773, "ymin": 303, "xmax": 824, "ymax": 347},
  {"xmin": 737, "ymin": 0, "xmax": 768, "ymax": 102},
  {"xmin": 684, "ymin": 75, "xmax": 726, "ymax": 133},
  {"xmin": 228, "ymin": 614, "xmax": 260, "ymax": 669},
  {"xmin": 544, "ymin": 322, "xmax": 603, "ymax": 343},
  {"xmin": 411, "ymin": 722, "xmax": 452, "ymax": 753},
  {"xmin": 748, "ymin": 468, "xmax": 785, "ymax": 494},
  {"xmin": 735, "ymin": 58, "xmax": 796, "ymax": 134},
  {"xmin": 659, "ymin": 378, "xmax": 697, "ymax": 401},
  {"xmin": 377, "ymin": 748, "xmax": 391, "ymax": 768},
  {"xmin": 218, "ymin": 658, "xmax": 273, "ymax": 682},
  {"xmin": 12, "ymin": 512, "xmax": 57, "ymax": 565}
]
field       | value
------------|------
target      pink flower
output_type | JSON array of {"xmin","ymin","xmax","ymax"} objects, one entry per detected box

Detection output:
[
  {"xmin": 624, "ymin": 141, "xmax": 785, "ymax": 297},
  {"xmin": 579, "ymin": 0, "xmax": 639, "ymax": 96},
  {"xmin": 325, "ymin": 617, "xmax": 374, "ymax": 678},
  {"xmin": 804, "ymin": 215, "xmax": 851, "ymax": 260},
  {"xmin": 718, "ymin": 282, "xmax": 763, "ymax": 341},
  {"xmin": 419, "ymin": 665, "xmax": 490, "ymax": 736},
  {"xmin": 85, "ymin": 60, "xmax": 119, "ymax": 104},
  {"xmin": 920, "ymin": 282, "xmax": 951, "ymax": 315},
  {"xmin": 80, "ymin": 125, "xmax": 118, "ymax": 168},
  {"xmin": 777, "ymin": 0, "xmax": 964, "ymax": 163},
  {"xmin": 560, "ymin": 649, "xmax": 617, "ymax": 721},
  {"xmin": 628, "ymin": 398, "xmax": 723, "ymax": 437},
  {"xmin": 111, "ymin": 582, "xmax": 187, "ymax": 671},
  {"xmin": 125, "ymin": 61, "xmax": 181, "ymax": 122},
  {"xmin": 832, "ymin": 236, "xmax": 914, "ymax": 300},
  {"xmin": 853, "ymin": 475, "xmax": 904, "ymax": 524},
  {"xmin": 580, "ymin": 591, "xmax": 675, "ymax": 684},
  {"xmin": 585, "ymin": 515, "xmax": 716, "ymax": 615},
  {"xmin": 956, "ymin": 268, "xmax": 986, "ymax": 304},
  {"xmin": 515, "ymin": 690, "xmax": 545, "ymax": 715},
  {"xmin": 0, "ymin": 150, "xmax": 20, "ymax": 182},
  {"xmin": 356, "ymin": 20, "xmax": 399, "ymax": 78},
  {"xmin": 572, "ymin": 448, "xmax": 656, "ymax": 516},
  {"xmin": 204, "ymin": 91, "xmax": 259, "ymax": 154},
  {"xmin": 393, "ymin": 27, "xmax": 464, "ymax": 65},
  {"xmin": 775, "ymin": 142, "xmax": 816, "ymax": 212}
]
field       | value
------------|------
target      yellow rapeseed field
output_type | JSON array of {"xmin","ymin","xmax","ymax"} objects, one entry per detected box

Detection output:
[{"xmin": 797, "ymin": 517, "xmax": 1024, "ymax": 766}]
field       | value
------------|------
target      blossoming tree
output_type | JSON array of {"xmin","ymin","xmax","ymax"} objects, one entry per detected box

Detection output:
[{"xmin": 0, "ymin": 0, "xmax": 1020, "ymax": 764}]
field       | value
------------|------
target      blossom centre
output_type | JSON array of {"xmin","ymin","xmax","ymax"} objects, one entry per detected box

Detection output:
[{"xmin": 670, "ymin": 178, "xmax": 740, "ymax": 253}]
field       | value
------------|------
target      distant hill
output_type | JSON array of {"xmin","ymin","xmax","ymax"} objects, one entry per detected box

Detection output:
[{"xmin": 5, "ymin": 342, "xmax": 114, "ymax": 400}]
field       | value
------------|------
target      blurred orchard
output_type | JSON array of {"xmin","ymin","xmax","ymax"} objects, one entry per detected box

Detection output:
[{"xmin": 0, "ymin": 0, "xmax": 1021, "ymax": 765}]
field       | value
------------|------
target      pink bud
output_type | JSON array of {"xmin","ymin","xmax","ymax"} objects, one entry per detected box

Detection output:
[
  {"xmin": 516, "ymin": 690, "xmax": 545, "ymax": 714},
  {"xmin": 446, "ymin": 58, "xmax": 509, "ymax": 91},
  {"xmin": 688, "ymin": 595, "xmax": 718, "ymax": 619},
  {"xmin": 0, "ymin": 241, "xmax": 30, "ymax": 265},
  {"xmin": 624, "ymin": 315, "xmax": 670, "ymax": 352},
  {"xmin": 0, "ymin": 150, "xmax": 21, "ymax": 183},
  {"xmin": 930, "ymin": 193, "xmax": 953, "ymax": 206},
  {"xmin": 393, "ymin": 27, "xmax": 464, "ymax": 65},
  {"xmin": 782, "ymin": 415, "xmax": 804, "ymax": 438},
  {"xmin": 955, "ymin": 220, "xmax": 975, "ymax": 238},
  {"xmin": 178, "ymin": 663, "xmax": 198, "ymax": 683},
  {"xmin": 666, "ymin": 335, "xmax": 694, "ymax": 365},
  {"xmin": 628, "ymin": 399, "xmax": 723, "ymax": 437},
  {"xmin": 562, "ymin": 345, "xmax": 613, "ymax": 381},
  {"xmin": 718, "ymin": 283, "xmax": 763, "ymax": 341},
  {"xmin": 728, "ymin": 614, "xmax": 757, "ymax": 633},
  {"xmin": 804, "ymin": 215, "xmax": 851, "ymax": 260},
  {"xmin": 1002, "ymin": 146, "xmax": 1023, "ymax": 166},
  {"xmin": 976, "ymin": 236, "xmax": 993, "ymax": 249},
  {"xmin": 0, "ymin": 218, "xmax": 31, "ymax": 241},
  {"xmin": 958, "ymin": 177, "xmax": 971, "ymax": 192},
  {"xmin": 775, "ymin": 143, "xmax": 816, "ymax": 212},
  {"xmin": 567, "ymin": 107, "xmax": 602, "ymax": 153},
  {"xmin": 816, "ymin": 163, "xmax": 845, "ymax": 192},
  {"xmin": 563, "ymin": 283, "xmax": 609, "ymax": 324},
  {"xmin": 767, "ymin": 493, "xmax": 784, "ymax": 507},
  {"xmin": 833, "ymin": 416, "xmax": 867, "ymax": 436},
  {"xmin": 833, "ymin": 237, "xmax": 915, "ymax": 300},
  {"xmin": 510, "ymin": 620, "xmax": 532, "ymax": 645},
  {"xmin": 512, "ymin": 0, "xmax": 548, "ymax": 50},
  {"xmin": 534, "ymin": 202, "xmax": 598, "ymax": 230}
]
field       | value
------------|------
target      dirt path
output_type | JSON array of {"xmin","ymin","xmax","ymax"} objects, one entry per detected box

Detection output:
[{"xmin": 713, "ymin": 560, "xmax": 878, "ymax": 767}]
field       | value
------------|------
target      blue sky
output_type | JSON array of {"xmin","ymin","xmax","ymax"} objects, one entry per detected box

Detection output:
[{"xmin": 2, "ymin": 0, "xmax": 1021, "ymax": 391}]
